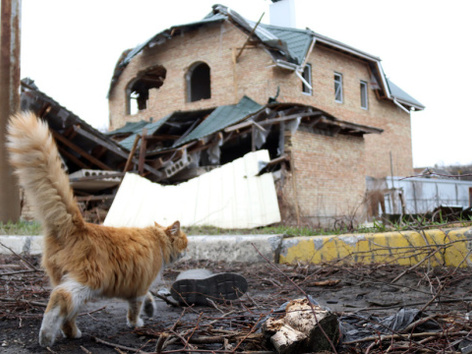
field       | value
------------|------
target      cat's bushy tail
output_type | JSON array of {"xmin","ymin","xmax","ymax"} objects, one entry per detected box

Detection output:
[{"xmin": 6, "ymin": 111, "xmax": 85, "ymax": 237}]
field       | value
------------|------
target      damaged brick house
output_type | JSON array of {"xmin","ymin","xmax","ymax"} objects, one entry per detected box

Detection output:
[{"xmin": 106, "ymin": 4, "xmax": 424, "ymax": 226}]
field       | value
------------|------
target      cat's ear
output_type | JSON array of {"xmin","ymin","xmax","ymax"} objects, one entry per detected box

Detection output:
[
  {"xmin": 168, "ymin": 221, "xmax": 181, "ymax": 236},
  {"xmin": 154, "ymin": 221, "xmax": 163, "ymax": 228}
]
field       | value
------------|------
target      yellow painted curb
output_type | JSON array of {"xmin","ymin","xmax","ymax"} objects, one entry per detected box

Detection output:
[{"xmin": 279, "ymin": 228, "xmax": 472, "ymax": 267}]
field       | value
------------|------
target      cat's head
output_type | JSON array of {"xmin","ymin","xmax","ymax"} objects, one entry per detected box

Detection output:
[{"xmin": 158, "ymin": 221, "xmax": 188, "ymax": 263}]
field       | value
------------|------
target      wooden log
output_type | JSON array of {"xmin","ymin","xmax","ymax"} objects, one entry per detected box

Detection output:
[{"xmin": 262, "ymin": 298, "xmax": 339, "ymax": 354}]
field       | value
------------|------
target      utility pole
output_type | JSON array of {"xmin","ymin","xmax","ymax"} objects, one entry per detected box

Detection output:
[{"xmin": 0, "ymin": 0, "xmax": 21, "ymax": 222}]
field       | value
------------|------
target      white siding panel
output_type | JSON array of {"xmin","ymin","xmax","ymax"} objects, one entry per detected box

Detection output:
[{"xmin": 104, "ymin": 150, "xmax": 281, "ymax": 229}]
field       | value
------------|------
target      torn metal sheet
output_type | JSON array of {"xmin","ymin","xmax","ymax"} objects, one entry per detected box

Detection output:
[{"xmin": 104, "ymin": 150, "xmax": 281, "ymax": 229}]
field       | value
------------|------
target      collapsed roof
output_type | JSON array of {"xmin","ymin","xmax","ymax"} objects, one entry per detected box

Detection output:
[
  {"xmin": 108, "ymin": 95, "xmax": 383, "ymax": 183},
  {"xmin": 20, "ymin": 78, "xmax": 161, "ymax": 180},
  {"xmin": 20, "ymin": 77, "xmax": 383, "ymax": 188},
  {"xmin": 108, "ymin": 4, "xmax": 424, "ymax": 111}
]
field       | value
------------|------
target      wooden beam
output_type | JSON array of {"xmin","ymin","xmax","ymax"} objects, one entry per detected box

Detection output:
[
  {"xmin": 318, "ymin": 116, "xmax": 383, "ymax": 135},
  {"xmin": 123, "ymin": 134, "xmax": 141, "ymax": 172},
  {"xmin": 307, "ymin": 117, "xmax": 322, "ymax": 129},
  {"xmin": 224, "ymin": 111, "xmax": 321, "ymax": 132},
  {"xmin": 93, "ymin": 145, "xmax": 108, "ymax": 159},
  {"xmin": 52, "ymin": 130, "xmax": 113, "ymax": 171},
  {"xmin": 72, "ymin": 125, "xmax": 163, "ymax": 178},
  {"xmin": 73, "ymin": 125, "xmax": 128, "ymax": 158},
  {"xmin": 138, "ymin": 128, "xmax": 148, "ymax": 176},
  {"xmin": 235, "ymin": 12, "xmax": 265, "ymax": 62},
  {"xmin": 172, "ymin": 118, "xmax": 202, "ymax": 146},
  {"xmin": 145, "ymin": 140, "xmax": 198, "ymax": 157},
  {"xmin": 57, "ymin": 146, "xmax": 89, "ymax": 170}
]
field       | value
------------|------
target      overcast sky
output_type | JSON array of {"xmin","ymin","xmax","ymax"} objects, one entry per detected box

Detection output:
[{"xmin": 20, "ymin": 0, "xmax": 472, "ymax": 168}]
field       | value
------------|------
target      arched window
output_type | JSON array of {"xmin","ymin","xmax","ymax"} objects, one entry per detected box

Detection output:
[{"xmin": 186, "ymin": 62, "xmax": 211, "ymax": 102}]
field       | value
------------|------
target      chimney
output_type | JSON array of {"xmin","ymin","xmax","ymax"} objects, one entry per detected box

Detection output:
[{"xmin": 270, "ymin": 0, "xmax": 296, "ymax": 28}]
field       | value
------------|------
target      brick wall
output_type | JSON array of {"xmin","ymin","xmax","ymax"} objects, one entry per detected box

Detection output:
[
  {"xmin": 108, "ymin": 22, "xmax": 257, "ymax": 129},
  {"xmin": 109, "ymin": 21, "xmax": 413, "ymax": 179},
  {"xmin": 279, "ymin": 129, "xmax": 366, "ymax": 226},
  {"xmin": 108, "ymin": 20, "xmax": 415, "ymax": 225}
]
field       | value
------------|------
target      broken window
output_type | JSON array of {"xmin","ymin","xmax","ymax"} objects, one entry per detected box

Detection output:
[
  {"xmin": 186, "ymin": 62, "xmax": 211, "ymax": 102},
  {"xmin": 360, "ymin": 80, "xmax": 368, "ymax": 109},
  {"xmin": 127, "ymin": 65, "xmax": 166, "ymax": 115},
  {"xmin": 334, "ymin": 72, "xmax": 343, "ymax": 103},
  {"xmin": 301, "ymin": 63, "xmax": 312, "ymax": 95}
]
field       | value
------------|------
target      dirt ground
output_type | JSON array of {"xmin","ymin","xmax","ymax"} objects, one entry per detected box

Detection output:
[{"xmin": 1, "ymin": 253, "xmax": 472, "ymax": 353}]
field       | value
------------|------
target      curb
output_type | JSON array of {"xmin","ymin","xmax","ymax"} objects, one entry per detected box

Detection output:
[
  {"xmin": 279, "ymin": 228, "xmax": 472, "ymax": 267},
  {"xmin": 0, "ymin": 235, "xmax": 43, "ymax": 255},
  {"xmin": 182, "ymin": 235, "xmax": 283, "ymax": 263},
  {"xmin": 1, "ymin": 228, "xmax": 471, "ymax": 267},
  {"xmin": 0, "ymin": 234, "xmax": 284, "ymax": 264}
]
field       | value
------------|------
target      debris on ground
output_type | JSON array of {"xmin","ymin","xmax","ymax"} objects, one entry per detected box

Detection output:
[
  {"xmin": 261, "ymin": 297, "xmax": 339, "ymax": 353},
  {"xmin": 1, "ymin": 252, "xmax": 472, "ymax": 353}
]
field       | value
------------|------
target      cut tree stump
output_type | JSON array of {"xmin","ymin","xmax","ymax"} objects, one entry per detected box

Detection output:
[{"xmin": 262, "ymin": 297, "xmax": 339, "ymax": 353}]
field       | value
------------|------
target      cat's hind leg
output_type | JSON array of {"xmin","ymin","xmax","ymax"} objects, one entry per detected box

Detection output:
[
  {"xmin": 127, "ymin": 295, "xmax": 146, "ymax": 327},
  {"xmin": 39, "ymin": 279, "xmax": 93, "ymax": 347},
  {"xmin": 143, "ymin": 291, "xmax": 156, "ymax": 318}
]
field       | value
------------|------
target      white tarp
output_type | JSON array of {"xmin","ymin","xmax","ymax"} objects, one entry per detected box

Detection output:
[{"xmin": 104, "ymin": 150, "xmax": 281, "ymax": 229}]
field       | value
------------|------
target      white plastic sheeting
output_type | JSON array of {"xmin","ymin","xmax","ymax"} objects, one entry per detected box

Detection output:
[{"xmin": 104, "ymin": 150, "xmax": 281, "ymax": 229}]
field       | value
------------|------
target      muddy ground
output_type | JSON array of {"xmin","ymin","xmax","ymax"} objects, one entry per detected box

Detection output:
[{"xmin": 1, "ymin": 253, "xmax": 472, "ymax": 353}]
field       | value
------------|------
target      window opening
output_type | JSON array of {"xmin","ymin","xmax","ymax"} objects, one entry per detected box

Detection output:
[
  {"xmin": 127, "ymin": 65, "xmax": 166, "ymax": 115},
  {"xmin": 360, "ymin": 80, "xmax": 368, "ymax": 109},
  {"xmin": 302, "ymin": 63, "xmax": 312, "ymax": 95},
  {"xmin": 187, "ymin": 62, "xmax": 211, "ymax": 102},
  {"xmin": 334, "ymin": 73, "xmax": 343, "ymax": 103},
  {"xmin": 129, "ymin": 92, "xmax": 140, "ymax": 115}
]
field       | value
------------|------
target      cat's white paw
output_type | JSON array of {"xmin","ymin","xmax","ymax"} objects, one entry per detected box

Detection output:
[
  {"xmin": 73, "ymin": 328, "xmax": 82, "ymax": 339},
  {"xmin": 39, "ymin": 329, "xmax": 56, "ymax": 347}
]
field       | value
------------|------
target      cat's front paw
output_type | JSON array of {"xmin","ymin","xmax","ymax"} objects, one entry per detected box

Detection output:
[{"xmin": 39, "ymin": 329, "xmax": 56, "ymax": 347}]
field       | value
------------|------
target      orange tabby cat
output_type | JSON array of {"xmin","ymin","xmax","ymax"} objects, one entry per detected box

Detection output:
[{"xmin": 6, "ymin": 111, "xmax": 188, "ymax": 347}]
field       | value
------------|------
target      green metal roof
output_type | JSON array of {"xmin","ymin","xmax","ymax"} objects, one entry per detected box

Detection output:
[
  {"xmin": 112, "ymin": 115, "xmax": 171, "ymax": 150},
  {"xmin": 175, "ymin": 96, "xmax": 263, "ymax": 147},
  {"xmin": 386, "ymin": 79, "xmax": 425, "ymax": 110},
  {"xmin": 105, "ymin": 120, "xmax": 149, "ymax": 136},
  {"xmin": 109, "ymin": 96, "xmax": 262, "ymax": 151},
  {"xmin": 255, "ymin": 23, "xmax": 314, "ymax": 65}
]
